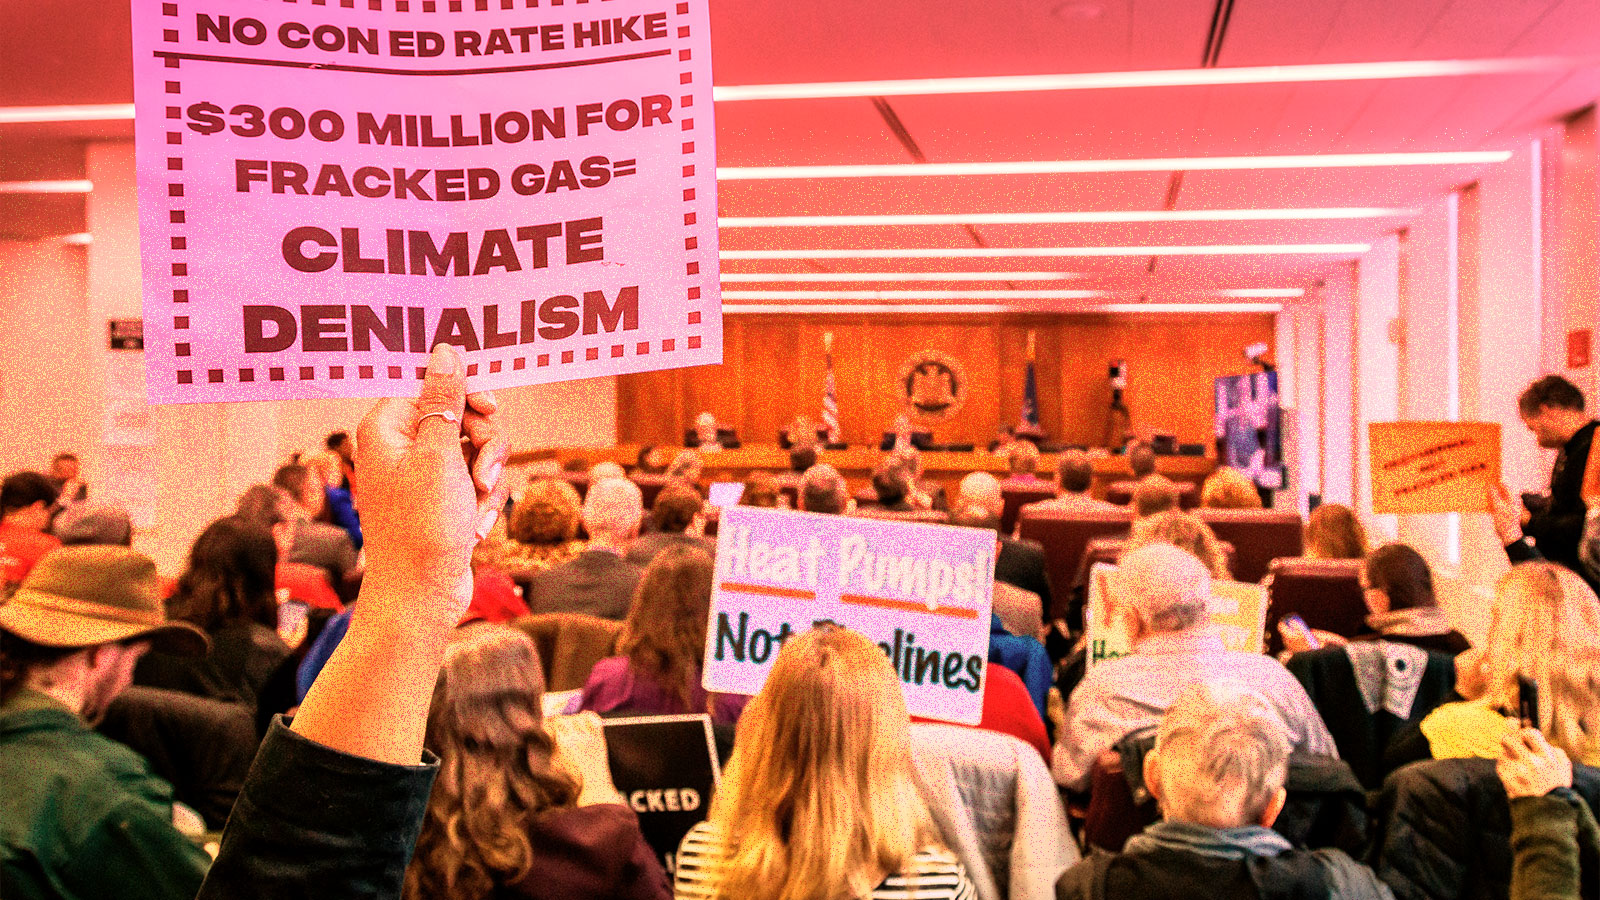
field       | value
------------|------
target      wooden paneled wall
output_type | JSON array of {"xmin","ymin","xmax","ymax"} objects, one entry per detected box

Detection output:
[{"xmin": 616, "ymin": 313, "xmax": 1276, "ymax": 448}]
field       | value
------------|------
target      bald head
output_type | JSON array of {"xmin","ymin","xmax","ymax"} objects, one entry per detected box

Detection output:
[
  {"xmin": 588, "ymin": 461, "xmax": 626, "ymax": 482},
  {"xmin": 799, "ymin": 464, "xmax": 848, "ymax": 515},
  {"xmin": 1115, "ymin": 542, "xmax": 1212, "ymax": 637},
  {"xmin": 582, "ymin": 477, "xmax": 643, "ymax": 544},
  {"xmin": 957, "ymin": 472, "xmax": 1003, "ymax": 518}
]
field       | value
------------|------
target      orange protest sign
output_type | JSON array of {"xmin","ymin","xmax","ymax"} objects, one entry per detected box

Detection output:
[{"xmin": 1369, "ymin": 422, "xmax": 1501, "ymax": 514}]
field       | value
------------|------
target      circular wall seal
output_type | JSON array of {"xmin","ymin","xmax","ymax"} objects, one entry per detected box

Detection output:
[{"xmin": 898, "ymin": 351, "xmax": 968, "ymax": 420}]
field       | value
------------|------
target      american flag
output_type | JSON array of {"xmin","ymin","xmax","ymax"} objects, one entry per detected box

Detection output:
[{"xmin": 822, "ymin": 350, "xmax": 841, "ymax": 442}]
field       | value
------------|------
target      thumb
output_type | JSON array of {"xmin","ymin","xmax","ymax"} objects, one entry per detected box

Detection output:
[{"xmin": 415, "ymin": 344, "xmax": 468, "ymax": 447}]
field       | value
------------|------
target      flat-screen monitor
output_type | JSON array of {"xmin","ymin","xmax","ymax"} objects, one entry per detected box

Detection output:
[
  {"xmin": 1214, "ymin": 371, "xmax": 1283, "ymax": 490},
  {"xmin": 707, "ymin": 482, "xmax": 745, "ymax": 508}
]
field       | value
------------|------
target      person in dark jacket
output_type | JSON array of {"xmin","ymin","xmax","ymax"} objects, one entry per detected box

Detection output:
[
  {"xmin": 1370, "ymin": 752, "xmax": 1600, "ymax": 900},
  {"xmin": 1055, "ymin": 681, "xmax": 1391, "ymax": 900},
  {"xmin": 1517, "ymin": 376, "xmax": 1599, "ymax": 590},
  {"xmin": 135, "ymin": 516, "xmax": 290, "ymax": 712},
  {"xmin": 1, "ymin": 546, "xmax": 213, "ymax": 900},
  {"xmin": 404, "ymin": 623, "xmax": 668, "ymax": 900},
  {"xmin": 1498, "ymin": 725, "xmax": 1600, "ymax": 900},
  {"xmin": 525, "ymin": 477, "xmax": 645, "ymax": 621},
  {"xmin": 1287, "ymin": 643, "xmax": 1458, "ymax": 790},
  {"xmin": 194, "ymin": 345, "xmax": 505, "ymax": 899}
]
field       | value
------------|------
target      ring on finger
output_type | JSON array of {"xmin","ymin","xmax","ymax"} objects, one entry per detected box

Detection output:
[{"xmin": 417, "ymin": 410, "xmax": 461, "ymax": 429}]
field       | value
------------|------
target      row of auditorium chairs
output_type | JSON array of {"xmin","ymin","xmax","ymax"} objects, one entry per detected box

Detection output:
[
  {"xmin": 559, "ymin": 471, "xmax": 1193, "ymax": 537},
  {"xmin": 555, "ymin": 472, "xmax": 1353, "ymax": 649},
  {"xmin": 1016, "ymin": 507, "xmax": 1372, "ymax": 651},
  {"xmin": 1017, "ymin": 506, "xmax": 1303, "ymax": 594}
]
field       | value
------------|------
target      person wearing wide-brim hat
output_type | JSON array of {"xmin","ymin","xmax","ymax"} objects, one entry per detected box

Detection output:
[{"xmin": 0, "ymin": 545, "xmax": 214, "ymax": 900}]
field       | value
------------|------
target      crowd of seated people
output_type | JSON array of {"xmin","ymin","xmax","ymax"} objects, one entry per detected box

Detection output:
[
  {"xmin": 473, "ymin": 478, "xmax": 588, "ymax": 581},
  {"xmin": 7, "ymin": 363, "xmax": 1600, "ymax": 900},
  {"xmin": 566, "ymin": 546, "xmax": 747, "ymax": 725}
]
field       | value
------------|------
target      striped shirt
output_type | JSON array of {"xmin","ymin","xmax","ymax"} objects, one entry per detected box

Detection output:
[{"xmin": 673, "ymin": 821, "xmax": 976, "ymax": 900}]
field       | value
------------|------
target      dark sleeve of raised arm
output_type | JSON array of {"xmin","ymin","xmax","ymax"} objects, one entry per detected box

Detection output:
[{"xmin": 195, "ymin": 717, "xmax": 438, "ymax": 900}]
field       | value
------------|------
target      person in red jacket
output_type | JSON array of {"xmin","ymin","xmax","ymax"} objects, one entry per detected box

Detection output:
[
  {"xmin": 914, "ymin": 662, "xmax": 1049, "ymax": 761},
  {"xmin": 0, "ymin": 472, "xmax": 62, "ymax": 590}
]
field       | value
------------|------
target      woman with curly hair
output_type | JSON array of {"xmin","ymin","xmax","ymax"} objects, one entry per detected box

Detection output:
[
  {"xmin": 473, "ymin": 477, "xmax": 588, "ymax": 579},
  {"xmin": 405, "ymin": 623, "xmax": 668, "ymax": 900},
  {"xmin": 568, "ymin": 545, "xmax": 748, "ymax": 725},
  {"xmin": 1125, "ymin": 510, "xmax": 1232, "ymax": 580},
  {"xmin": 673, "ymin": 625, "xmax": 975, "ymax": 900}
]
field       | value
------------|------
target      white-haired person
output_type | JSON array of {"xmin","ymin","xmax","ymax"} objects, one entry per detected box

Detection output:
[
  {"xmin": 673, "ymin": 624, "xmax": 976, "ymax": 900},
  {"xmin": 1053, "ymin": 543, "xmax": 1335, "ymax": 791},
  {"xmin": 797, "ymin": 463, "xmax": 850, "ymax": 515},
  {"xmin": 1055, "ymin": 682, "xmax": 1392, "ymax": 900},
  {"xmin": 524, "ymin": 476, "xmax": 645, "ymax": 621}
]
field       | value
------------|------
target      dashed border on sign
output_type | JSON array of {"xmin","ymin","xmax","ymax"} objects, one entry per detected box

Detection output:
[
  {"xmin": 163, "ymin": 0, "xmax": 706, "ymax": 387},
  {"xmin": 255, "ymin": 0, "xmax": 620, "ymax": 10}
]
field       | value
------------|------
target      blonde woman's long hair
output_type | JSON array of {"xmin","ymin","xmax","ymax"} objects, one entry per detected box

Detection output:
[
  {"xmin": 1482, "ymin": 562, "xmax": 1600, "ymax": 761},
  {"xmin": 1129, "ymin": 511, "xmax": 1231, "ymax": 579},
  {"xmin": 404, "ymin": 624, "xmax": 581, "ymax": 900},
  {"xmin": 702, "ymin": 625, "xmax": 936, "ymax": 900}
]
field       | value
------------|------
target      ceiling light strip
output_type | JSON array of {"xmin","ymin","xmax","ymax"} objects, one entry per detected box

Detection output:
[
  {"xmin": 1217, "ymin": 288, "xmax": 1305, "ymax": 297},
  {"xmin": 712, "ymin": 58, "xmax": 1577, "ymax": 102},
  {"xmin": 0, "ymin": 104, "xmax": 136, "ymax": 124},
  {"xmin": 723, "ymin": 244, "xmax": 1370, "ymax": 259},
  {"xmin": 721, "ymin": 271, "xmax": 1084, "ymax": 282},
  {"xmin": 718, "ymin": 152, "xmax": 1510, "ymax": 180},
  {"xmin": 718, "ymin": 208, "xmax": 1411, "ymax": 226},
  {"xmin": 724, "ymin": 289, "xmax": 1109, "ymax": 300},
  {"xmin": 723, "ymin": 302, "xmax": 1286, "ymax": 314},
  {"xmin": 0, "ymin": 180, "xmax": 94, "ymax": 194}
]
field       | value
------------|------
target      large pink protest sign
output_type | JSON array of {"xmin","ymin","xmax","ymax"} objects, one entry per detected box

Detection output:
[
  {"xmin": 704, "ymin": 507, "xmax": 995, "ymax": 725},
  {"xmin": 131, "ymin": 0, "xmax": 720, "ymax": 404}
]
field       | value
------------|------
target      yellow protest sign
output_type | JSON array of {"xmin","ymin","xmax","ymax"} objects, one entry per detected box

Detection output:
[
  {"xmin": 1369, "ymin": 421, "xmax": 1501, "ymax": 514},
  {"xmin": 1084, "ymin": 563, "xmax": 1266, "ymax": 666}
]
